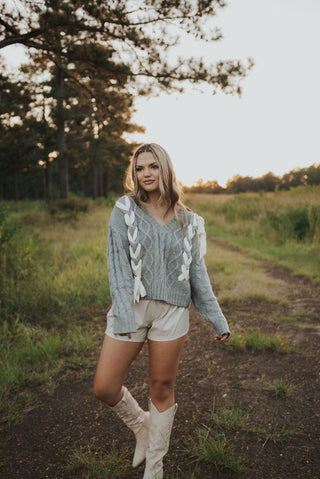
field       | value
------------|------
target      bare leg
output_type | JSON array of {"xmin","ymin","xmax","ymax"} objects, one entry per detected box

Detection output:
[
  {"xmin": 148, "ymin": 335, "xmax": 187, "ymax": 412},
  {"xmin": 94, "ymin": 335, "xmax": 149, "ymax": 468},
  {"xmin": 94, "ymin": 335, "xmax": 144, "ymax": 406}
]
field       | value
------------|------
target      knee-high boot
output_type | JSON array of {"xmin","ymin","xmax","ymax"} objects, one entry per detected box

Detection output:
[
  {"xmin": 143, "ymin": 400, "xmax": 178, "ymax": 479},
  {"xmin": 110, "ymin": 387, "xmax": 150, "ymax": 468}
]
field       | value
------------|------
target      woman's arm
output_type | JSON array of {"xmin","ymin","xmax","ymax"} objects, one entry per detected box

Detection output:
[
  {"xmin": 107, "ymin": 206, "xmax": 137, "ymax": 334},
  {"xmin": 189, "ymin": 215, "xmax": 230, "ymax": 339}
]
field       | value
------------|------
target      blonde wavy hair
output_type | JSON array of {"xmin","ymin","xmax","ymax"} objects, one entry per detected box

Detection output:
[{"xmin": 124, "ymin": 143, "xmax": 188, "ymax": 222}]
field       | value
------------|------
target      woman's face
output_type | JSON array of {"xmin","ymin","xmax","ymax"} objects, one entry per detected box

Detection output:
[{"xmin": 135, "ymin": 151, "xmax": 160, "ymax": 194}]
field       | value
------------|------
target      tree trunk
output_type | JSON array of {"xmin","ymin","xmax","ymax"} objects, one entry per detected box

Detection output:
[
  {"xmin": 44, "ymin": 160, "xmax": 52, "ymax": 199},
  {"xmin": 103, "ymin": 168, "xmax": 108, "ymax": 198},
  {"xmin": 14, "ymin": 171, "xmax": 20, "ymax": 201},
  {"xmin": 93, "ymin": 165, "xmax": 98, "ymax": 199},
  {"xmin": 98, "ymin": 165, "xmax": 103, "ymax": 197},
  {"xmin": 56, "ymin": 65, "xmax": 68, "ymax": 199}
]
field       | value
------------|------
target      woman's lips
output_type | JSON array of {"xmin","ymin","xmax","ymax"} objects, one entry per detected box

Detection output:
[{"xmin": 144, "ymin": 180, "xmax": 154, "ymax": 185}]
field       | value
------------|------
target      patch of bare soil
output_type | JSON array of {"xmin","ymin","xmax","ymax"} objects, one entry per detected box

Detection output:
[{"xmin": 1, "ymin": 246, "xmax": 320, "ymax": 479}]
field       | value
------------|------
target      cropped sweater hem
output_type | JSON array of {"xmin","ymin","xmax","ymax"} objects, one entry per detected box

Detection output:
[{"xmin": 144, "ymin": 290, "xmax": 190, "ymax": 308}]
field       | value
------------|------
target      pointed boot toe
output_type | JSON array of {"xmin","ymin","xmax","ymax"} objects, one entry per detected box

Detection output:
[{"xmin": 132, "ymin": 411, "xmax": 150, "ymax": 468}]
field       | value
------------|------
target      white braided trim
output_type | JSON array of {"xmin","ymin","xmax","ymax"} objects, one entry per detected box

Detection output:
[
  {"xmin": 116, "ymin": 196, "xmax": 130, "ymax": 212},
  {"xmin": 195, "ymin": 215, "xmax": 207, "ymax": 259},
  {"xmin": 129, "ymin": 243, "xmax": 141, "ymax": 260},
  {"xmin": 128, "ymin": 227, "xmax": 138, "ymax": 244},
  {"xmin": 178, "ymin": 264, "xmax": 190, "ymax": 281},
  {"xmin": 178, "ymin": 213, "xmax": 206, "ymax": 282},
  {"xmin": 178, "ymin": 217, "xmax": 194, "ymax": 281},
  {"xmin": 124, "ymin": 210, "xmax": 135, "ymax": 227},
  {"xmin": 116, "ymin": 198, "xmax": 146, "ymax": 303}
]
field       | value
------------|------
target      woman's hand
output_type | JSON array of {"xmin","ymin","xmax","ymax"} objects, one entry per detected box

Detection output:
[{"xmin": 214, "ymin": 333, "xmax": 229, "ymax": 342}]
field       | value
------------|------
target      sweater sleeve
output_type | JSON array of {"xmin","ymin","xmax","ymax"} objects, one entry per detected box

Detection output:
[
  {"xmin": 189, "ymin": 215, "xmax": 230, "ymax": 337},
  {"xmin": 107, "ymin": 206, "xmax": 136, "ymax": 334}
]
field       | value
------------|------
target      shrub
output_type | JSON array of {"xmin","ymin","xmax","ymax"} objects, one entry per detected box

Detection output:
[
  {"xmin": 48, "ymin": 198, "xmax": 89, "ymax": 222},
  {"xmin": 0, "ymin": 205, "xmax": 19, "ymax": 248},
  {"xmin": 0, "ymin": 205, "xmax": 36, "ymax": 285},
  {"xmin": 265, "ymin": 207, "xmax": 309, "ymax": 243},
  {"xmin": 308, "ymin": 204, "xmax": 320, "ymax": 242},
  {"xmin": 286, "ymin": 207, "xmax": 310, "ymax": 240}
]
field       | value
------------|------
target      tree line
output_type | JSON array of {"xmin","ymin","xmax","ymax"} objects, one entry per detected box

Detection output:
[
  {"xmin": 0, "ymin": 0, "xmax": 252, "ymax": 201},
  {"xmin": 184, "ymin": 165, "xmax": 320, "ymax": 195}
]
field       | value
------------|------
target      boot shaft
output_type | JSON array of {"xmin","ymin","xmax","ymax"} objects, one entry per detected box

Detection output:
[{"xmin": 143, "ymin": 401, "xmax": 177, "ymax": 479}]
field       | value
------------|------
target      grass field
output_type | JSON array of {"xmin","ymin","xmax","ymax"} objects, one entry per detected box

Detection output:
[
  {"xmin": 0, "ymin": 188, "xmax": 320, "ymax": 478},
  {"xmin": 185, "ymin": 185, "xmax": 320, "ymax": 281},
  {"xmin": 1, "ymin": 188, "xmax": 319, "ymax": 422}
]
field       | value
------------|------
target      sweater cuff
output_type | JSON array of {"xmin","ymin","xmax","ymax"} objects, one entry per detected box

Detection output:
[{"xmin": 111, "ymin": 306, "xmax": 137, "ymax": 334}]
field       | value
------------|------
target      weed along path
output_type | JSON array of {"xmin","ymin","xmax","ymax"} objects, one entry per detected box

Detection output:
[{"xmin": 1, "ymin": 237, "xmax": 320, "ymax": 479}]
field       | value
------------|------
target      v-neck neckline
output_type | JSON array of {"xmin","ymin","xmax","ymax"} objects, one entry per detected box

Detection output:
[
  {"xmin": 134, "ymin": 200, "xmax": 177, "ymax": 228},
  {"xmin": 146, "ymin": 211, "xmax": 177, "ymax": 227}
]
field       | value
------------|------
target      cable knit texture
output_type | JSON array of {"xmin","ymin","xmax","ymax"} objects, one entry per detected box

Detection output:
[{"xmin": 107, "ymin": 195, "xmax": 230, "ymax": 336}]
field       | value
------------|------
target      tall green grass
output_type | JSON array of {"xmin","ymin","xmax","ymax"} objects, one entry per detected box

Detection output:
[
  {"xmin": 0, "ymin": 200, "xmax": 111, "ymax": 422},
  {"xmin": 1, "ymin": 200, "xmax": 110, "ymax": 326},
  {"xmin": 185, "ymin": 186, "xmax": 320, "ymax": 281}
]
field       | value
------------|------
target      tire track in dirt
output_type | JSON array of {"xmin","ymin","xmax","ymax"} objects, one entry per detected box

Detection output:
[
  {"xmin": 1, "ymin": 237, "xmax": 319, "ymax": 478},
  {"xmin": 209, "ymin": 236, "xmax": 320, "ymax": 336}
]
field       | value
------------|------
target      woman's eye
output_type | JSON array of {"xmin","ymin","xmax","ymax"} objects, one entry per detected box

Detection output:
[{"xmin": 152, "ymin": 164, "xmax": 159, "ymax": 169}]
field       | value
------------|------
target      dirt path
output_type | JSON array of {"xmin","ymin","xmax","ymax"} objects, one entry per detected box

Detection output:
[{"xmin": 1, "ymin": 241, "xmax": 320, "ymax": 479}]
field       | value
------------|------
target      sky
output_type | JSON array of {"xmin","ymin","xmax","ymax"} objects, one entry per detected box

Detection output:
[
  {"xmin": 130, "ymin": 0, "xmax": 320, "ymax": 186},
  {"xmin": 2, "ymin": 0, "xmax": 320, "ymax": 187}
]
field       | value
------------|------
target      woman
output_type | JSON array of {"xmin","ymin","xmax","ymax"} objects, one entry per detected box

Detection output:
[{"xmin": 94, "ymin": 143, "xmax": 230, "ymax": 478}]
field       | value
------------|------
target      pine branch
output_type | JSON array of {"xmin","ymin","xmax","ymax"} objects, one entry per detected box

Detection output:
[{"xmin": 0, "ymin": 16, "xmax": 45, "ymax": 49}]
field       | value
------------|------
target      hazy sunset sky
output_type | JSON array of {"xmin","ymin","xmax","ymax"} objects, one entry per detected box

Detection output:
[
  {"xmin": 2, "ymin": 0, "xmax": 319, "ymax": 186},
  {"xmin": 131, "ymin": 0, "xmax": 320, "ymax": 186}
]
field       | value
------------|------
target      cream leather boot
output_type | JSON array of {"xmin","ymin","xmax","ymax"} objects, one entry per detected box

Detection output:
[
  {"xmin": 111, "ymin": 387, "xmax": 150, "ymax": 468},
  {"xmin": 143, "ymin": 400, "xmax": 178, "ymax": 479}
]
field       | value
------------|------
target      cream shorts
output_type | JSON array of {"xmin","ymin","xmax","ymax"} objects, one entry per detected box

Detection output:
[{"xmin": 105, "ymin": 299, "xmax": 189, "ymax": 342}]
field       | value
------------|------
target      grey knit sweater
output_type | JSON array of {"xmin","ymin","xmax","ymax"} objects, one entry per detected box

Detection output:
[{"xmin": 107, "ymin": 195, "xmax": 230, "ymax": 336}]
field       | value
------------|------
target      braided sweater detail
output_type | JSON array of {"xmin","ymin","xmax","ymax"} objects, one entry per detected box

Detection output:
[{"xmin": 107, "ymin": 196, "xmax": 230, "ymax": 336}]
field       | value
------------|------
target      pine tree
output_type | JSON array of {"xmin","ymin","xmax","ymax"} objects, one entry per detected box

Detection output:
[{"xmin": 1, "ymin": 1, "xmax": 253, "ymax": 198}]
